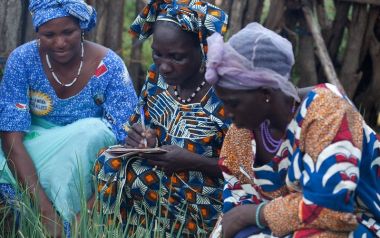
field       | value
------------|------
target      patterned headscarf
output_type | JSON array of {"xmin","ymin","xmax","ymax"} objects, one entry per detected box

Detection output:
[
  {"xmin": 205, "ymin": 23, "xmax": 300, "ymax": 102},
  {"xmin": 29, "ymin": 0, "xmax": 97, "ymax": 32},
  {"xmin": 129, "ymin": 0, "xmax": 228, "ymax": 60}
]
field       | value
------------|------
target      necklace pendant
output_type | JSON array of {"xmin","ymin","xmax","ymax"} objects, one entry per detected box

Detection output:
[{"xmin": 46, "ymin": 42, "xmax": 84, "ymax": 87}]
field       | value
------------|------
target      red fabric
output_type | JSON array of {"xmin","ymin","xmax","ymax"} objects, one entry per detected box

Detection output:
[
  {"xmin": 299, "ymin": 201, "xmax": 323, "ymax": 224},
  {"xmin": 95, "ymin": 62, "xmax": 108, "ymax": 77},
  {"xmin": 332, "ymin": 114, "xmax": 353, "ymax": 144}
]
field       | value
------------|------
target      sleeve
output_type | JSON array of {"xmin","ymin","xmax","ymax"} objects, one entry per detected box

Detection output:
[
  {"xmin": 0, "ymin": 48, "xmax": 31, "ymax": 132},
  {"xmin": 201, "ymin": 88, "xmax": 232, "ymax": 157},
  {"xmin": 101, "ymin": 53, "xmax": 138, "ymax": 143},
  {"xmin": 263, "ymin": 89, "xmax": 363, "ymax": 236},
  {"xmin": 219, "ymin": 124, "xmax": 263, "ymax": 213}
]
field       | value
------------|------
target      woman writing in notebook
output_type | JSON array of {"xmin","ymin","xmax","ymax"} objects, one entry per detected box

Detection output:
[{"xmin": 94, "ymin": 0, "xmax": 231, "ymax": 236}]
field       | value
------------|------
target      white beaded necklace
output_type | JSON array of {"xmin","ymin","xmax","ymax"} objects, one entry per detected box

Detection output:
[
  {"xmin": 45, "ymin": 42, "xmax": 84, "ymax": 87},
  {"xmin": 173, "ymin": 80, "xmax": 206, "ymax": 104}
]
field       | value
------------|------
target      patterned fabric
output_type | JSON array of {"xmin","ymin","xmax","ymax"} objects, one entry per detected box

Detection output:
[
  {"xmin": 95, "ymin": 64, "xmax": 231, "ymax": 236},
  {"xmin": 29, "ymin": 0, "xmax": 97, "ymax": 32},
  {"xmin": 0, "ymin": 184, "xmax": 20, "ymax": 232},
  {"xmin": 0, "ymin": 40, "xmax": 137, "ymax": 143},
  {"xmin": 218, "ymin": 124, "xmax": 289, "ymax": 215},
  {"xmin": 218, "ymin": 84, "xmax": 380, "ymax": 237},
  {"xmin": 129, "ymin": 0, "xmax": 228, "ymax": 59},
  {"xmin": 0, "ymin": 184, "xmax": 17, "ymax": 204}
]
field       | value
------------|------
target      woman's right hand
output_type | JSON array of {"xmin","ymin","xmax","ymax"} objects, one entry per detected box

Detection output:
[
  {"xmin": 125, "ymin": 123, "xmax": 157, "ymax": 148},
  {"xmin": 39, "ymin": 199, "xmax": 63, "ymax": 237},
  {"xmin": 222, "ymin": 204, "xmax": 257, "ymax": 238},
  {"xmin": 1, "ymin": 132, "xmax": 63, "ymax": 237}
]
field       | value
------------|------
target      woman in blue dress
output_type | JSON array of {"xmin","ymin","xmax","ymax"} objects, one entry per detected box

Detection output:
[{"xmin": 0, "ymin": 0, "xmax": 137, "ymax": 236}]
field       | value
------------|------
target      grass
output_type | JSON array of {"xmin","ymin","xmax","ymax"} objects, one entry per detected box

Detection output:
[
  {"xmin": 1, "ymin": 187, "xmax": 180, "ymax": 238},
  {"xmin": 0, "ymin": 168, "xmax": 211, "ymax": 238}
]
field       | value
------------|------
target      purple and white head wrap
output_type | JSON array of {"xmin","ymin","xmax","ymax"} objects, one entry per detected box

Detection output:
[
  {"xmin": 205, "ymin": 22, "xmax": 300, "ymax": 102},
  {"xmin": 29, "ymin": 0, "xmax": 97, "ymax": 32}
]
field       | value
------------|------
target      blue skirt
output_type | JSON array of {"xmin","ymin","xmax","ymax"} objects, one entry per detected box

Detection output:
[{"xmin": 0, "ymin": 117, "xmax": 116, "ymax": 220}]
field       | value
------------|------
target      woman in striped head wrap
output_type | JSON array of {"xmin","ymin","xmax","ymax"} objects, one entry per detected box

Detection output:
[
  {"xmin": 0, "ymin": 0, "xmax": 138, "ymax": 236},
  {"xmin": 94, "ymin": 0, "xmax": 230, "ymax": 236}
]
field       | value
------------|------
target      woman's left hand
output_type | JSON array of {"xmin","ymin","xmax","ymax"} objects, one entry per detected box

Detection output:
[
  {"xmin": 142, "ymin": 144, "xmax": 192, "ymax": 175},
  {"xmin": 222, "ymin": 204, "xmax": 256, "ymax": 238}
]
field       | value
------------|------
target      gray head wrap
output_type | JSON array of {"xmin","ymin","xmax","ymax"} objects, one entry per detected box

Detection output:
[{"xmin": 205, "ymin": 22, "xmax": 300, "ymax": 102}]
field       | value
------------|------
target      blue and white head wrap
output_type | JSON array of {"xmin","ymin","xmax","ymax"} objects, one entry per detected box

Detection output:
[{"xmin": 29, "ymin": 0, "xmax": 97, "ymax": 32}]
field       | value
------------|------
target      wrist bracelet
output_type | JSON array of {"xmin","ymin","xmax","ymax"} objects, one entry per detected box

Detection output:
[{"xmin": 255, "ymin": 202, "xmax": 267, "ymax": 229}]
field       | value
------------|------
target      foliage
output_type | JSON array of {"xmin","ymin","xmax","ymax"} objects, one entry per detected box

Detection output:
[{"xmin": 0, "ymin": 179, "xmax": 199, "ymax": 238}]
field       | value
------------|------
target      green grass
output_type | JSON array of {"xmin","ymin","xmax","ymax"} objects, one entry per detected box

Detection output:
[{"xmin": 0, "ymin": 183, "xmax": 194, "ymax": 238}]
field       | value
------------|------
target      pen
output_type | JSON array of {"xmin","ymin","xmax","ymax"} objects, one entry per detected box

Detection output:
[{"xmin": 140, "ymin": 104, "xmax": 148, "ymax": 148}]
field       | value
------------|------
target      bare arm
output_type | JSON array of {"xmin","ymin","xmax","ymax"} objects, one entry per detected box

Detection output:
[{"xmin": 1, "ymin": 132, "xmax": 62, "ymax": 236}]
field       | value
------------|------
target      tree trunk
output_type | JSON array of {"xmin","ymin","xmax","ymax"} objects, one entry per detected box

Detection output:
[
  {"xmin": 243, "ymin": 0, "xmax": 264, "ymax": 26},
  {"xmin": 360, "ymin": 7, "xmax": 380, "ymax": 65},
  {"xmin": 326, "ymin": 1, "xmax": 350, "ymax": 65},
  {"xmin": 302, "ymin": 0, "xmax": 343, "ymax": 90},
  {"xmin": 296, "ymin": 16, "xmax": 318, "ymax": 87},
  {"xmin": 22, "ymin": 7, "xmax": 36, "ymax": 43},
  {"xmin": 264, "ymin": 0, "xmax": 286, "ymax": 31},
  {"xmin": 316, "ymin": 0, "xmax": 331, "ymax": 40},
  {"xmin": 86, "ymin": 0, "xmax": 125, "ymax": 54},
  {"xmin": 370, "ymin": 33, "xmax": 380, "ymax": 129},
  {"xmin": 0, "ymin": 0, "xmax": 26, "ymax": 56},
  {"xmin": 354, "ymin": 11, "xmax": 380, "ymax": 130},
  {"xmin": 128, "ymin": 0, "xmax": 146, "ymax": 95},
  {"xmin": 339, "ymin": 3, "xmax": 368, "ymax": 98},
  {"xmin": 228, "ymin": 0, "xmax": 249, "ymax": 35}
]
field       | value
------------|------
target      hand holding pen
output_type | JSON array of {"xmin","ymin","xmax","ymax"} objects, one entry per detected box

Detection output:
[{"xmin": 125, "ymin": 103, "xmax": 158, "ymax": 148}]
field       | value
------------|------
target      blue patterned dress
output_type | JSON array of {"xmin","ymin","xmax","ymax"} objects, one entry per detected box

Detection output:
[
  {"xmin": 95, "ymin": 64, "xmax": 231, "ymax": 236},
  {"xmin": 0, "ymin": 40, "xmax": 138, "ymax": 220}
]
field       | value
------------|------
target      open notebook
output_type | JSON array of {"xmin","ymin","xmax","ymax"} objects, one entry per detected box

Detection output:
[{"xmin": 105, "ymin": 145, "xmax": 167, "ymax": 158}]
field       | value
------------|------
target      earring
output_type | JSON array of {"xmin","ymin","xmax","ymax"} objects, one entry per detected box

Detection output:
[
  {"xmin": 199, "ymin": 59, "xmax": 206, "ymax": 74},
  {"xmin": 37, "ymin": 38, "xmax": 40, "ymax": 48},
  {"xmin": 81, "ymin": 31, "xmax": 85, "ymax": 42},
  {"xmin": 265, "ymin": 98, "xmax": 270, "ymax": 103}
]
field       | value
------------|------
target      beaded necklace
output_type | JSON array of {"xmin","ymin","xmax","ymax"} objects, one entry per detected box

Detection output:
[
  {"xmin": 260, "ymin": 99, "xmax": 297, "ymax": 154},
  {"xmin": 46, "ymin": 41, "xmax": 84, "ymax": 87},
  {"xmin": 173, "ymin": 80, "xmax": 206, "ymax": 104},
  {"xmin": 260, "ymin": 120, "xmax": 283, "ymax": 153}
]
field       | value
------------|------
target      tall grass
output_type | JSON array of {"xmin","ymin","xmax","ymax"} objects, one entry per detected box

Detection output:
[
  {"xmin": 0, "ymin": 173, "xmax": 210, "ymax": 238},
  {"xmin": 0, "ymin": 182, "xmax": 196, "ymax": 238}
]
